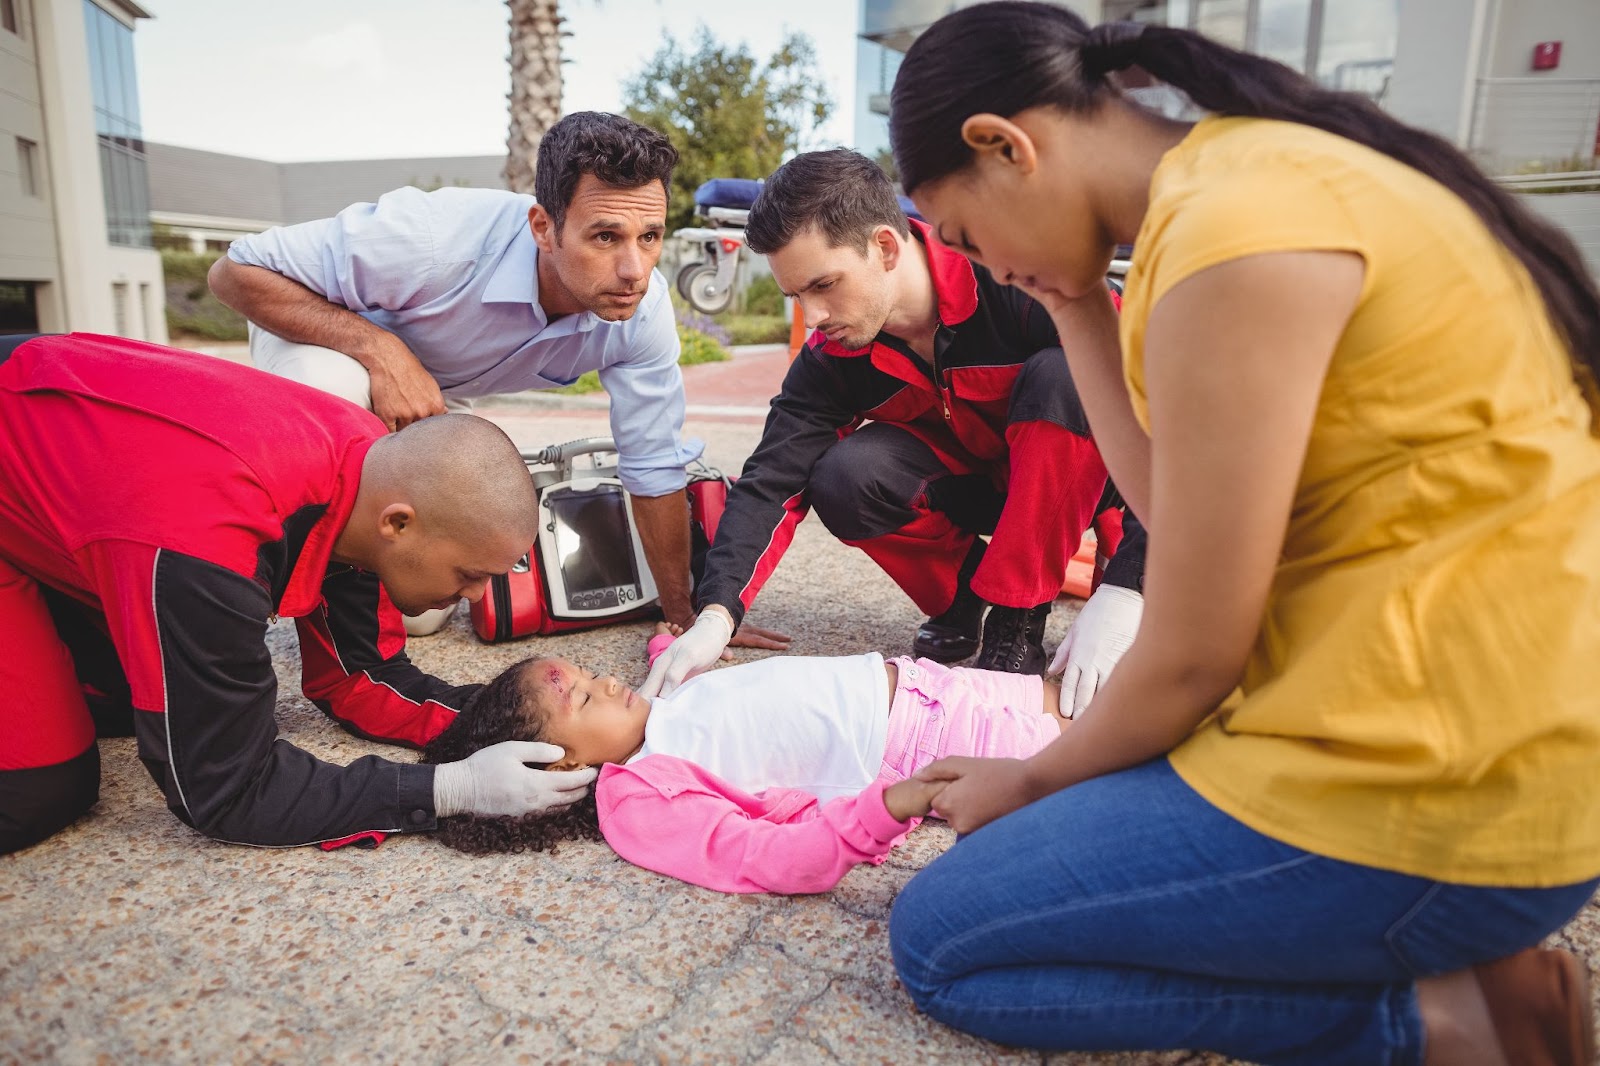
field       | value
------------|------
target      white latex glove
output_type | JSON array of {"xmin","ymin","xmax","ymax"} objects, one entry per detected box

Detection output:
[
  {"xmin": 432, "ymin": 741, "xmax": 598, "ymax": 818},
  {"xmin": 1050, "ymin": 584, "xmax": 1144, "ymax": 718},
  {"xmin": 637, "ymin": 606, "xmax": 733, "ymax": 698}
]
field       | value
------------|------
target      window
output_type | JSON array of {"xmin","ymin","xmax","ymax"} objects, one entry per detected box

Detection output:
[
  {"xmin": 0, "ymin": 282, "xmax": 39, "ymax": 335},
  {"xmin": 1104, "ymin": 1, "xmax": 1192, "ymax": 27},
  {"xmin": 1257, "ymin": 0, "xmax": 1313, "ymax": 72},
  {"xmin": 16, "ymin": 137, "xmax": 38, "ymax": 197},
  {"xmin": 1103, "ymin": 0, "xmax": 1394, "ymax": 96},
  {"xmin": 1316, "ymin": 0, "xmax": 1397, "ymax": 98},
  {"xmin": 2, "ymin": 0, "xmax": 18, "ymax": 36},
  {"xmin": 83, "ymin": 1, "xmax": 151, "ymax": 248},
  {"xmin": 1194, "ymin": 0, "xmax": 1248, "ymax": 48},
  {"xmin": 112, "ymin": 282, "xmax": 128, "ymax": 337}
]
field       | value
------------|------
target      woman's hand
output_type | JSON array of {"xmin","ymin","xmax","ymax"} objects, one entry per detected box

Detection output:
[{"xmin": 913, "ymin": 757, "xmax": 1043, "ymax": 834}]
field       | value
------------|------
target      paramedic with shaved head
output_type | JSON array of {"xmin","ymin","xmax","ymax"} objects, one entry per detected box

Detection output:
[{"xmin": 0, "ymin": 333, "xmax": 597, "ymax": 854}]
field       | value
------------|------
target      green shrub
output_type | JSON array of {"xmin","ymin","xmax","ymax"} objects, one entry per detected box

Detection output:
[
  {"xmin": 160, "ymin": 249, "xmax": 219, "ymax": 284},
  {"xmin": 677, "ymin": 320, "xmax": 730, "ymax": 366},
  {"xmin": 161, "ymin": 249, "xmax": 248, "ymax": 341},
  {"xmin": 558, "ymin": 370, "xmax": 604, "ymax": 394},
  {"xmin": 557, "ymin": 319, "xmax": 730, "ymax": 394},
  {"xmin": 718, "ymin": 314, "xmax": 789, "ymax": 345},
  {"xmin": 1494, "ymin": 154, "xmax": 1600, "ymax": 193},
  {"xmin": 740, "ymin": 274, "xmax": 785, "ymax": 317}
]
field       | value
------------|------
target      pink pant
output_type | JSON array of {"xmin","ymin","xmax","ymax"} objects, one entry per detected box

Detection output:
[{"xmin": 878, "ymin": 657, "xmax": 1061, "ymax": 783}]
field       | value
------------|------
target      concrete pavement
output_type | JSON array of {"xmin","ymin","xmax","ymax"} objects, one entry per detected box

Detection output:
[{"xmin": 2, "ymin": 341, "xmax": 1595, "ymax": 1065}]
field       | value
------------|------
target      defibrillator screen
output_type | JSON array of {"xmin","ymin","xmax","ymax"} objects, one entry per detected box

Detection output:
[{"xmin": 545, "ymin": 486, "xmax": 644, "ymax": 612}]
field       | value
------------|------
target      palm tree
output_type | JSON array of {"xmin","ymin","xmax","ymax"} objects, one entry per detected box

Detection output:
[{"xmin": 503, "ymin": 0, "xmax": 565, "ymax": 194}]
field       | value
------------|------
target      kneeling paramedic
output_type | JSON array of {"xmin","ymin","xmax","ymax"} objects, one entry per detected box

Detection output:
[{"xmin": 0, "ymin": 333, "xmax": 595, "ymax": 854}]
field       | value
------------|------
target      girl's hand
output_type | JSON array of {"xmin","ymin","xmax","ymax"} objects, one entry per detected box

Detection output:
[
  {"xmin": 913, "ymin": 757, "xmax": 1043, "ymax": 834},
  {"xmin": 882, "ymin": 777, "xmax": 945, "ymax": 822}
]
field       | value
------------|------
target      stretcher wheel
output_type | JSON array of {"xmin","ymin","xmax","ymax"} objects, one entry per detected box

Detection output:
[
  {"xmin": 676, "ymin": 261, "xmax": 709, "ymax": 301},
  {"xmin": 682, "ymin": 264, "xmax": 736, "ymax": 315}
]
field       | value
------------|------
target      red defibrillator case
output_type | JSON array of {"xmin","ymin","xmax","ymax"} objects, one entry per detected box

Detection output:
[{"xmin": 470, "ymin": 438, "xmax": 730, "ymax": 642}]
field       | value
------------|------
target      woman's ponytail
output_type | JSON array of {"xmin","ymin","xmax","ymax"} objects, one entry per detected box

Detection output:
[{"xmin": 892, "ymin": 1, "xmax": 1600, "ymax": 392}]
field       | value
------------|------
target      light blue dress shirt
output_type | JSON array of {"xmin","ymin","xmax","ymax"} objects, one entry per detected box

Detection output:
[{"xmin": 228, "ymin": 185, "xmax": 701, "ymax": 496}]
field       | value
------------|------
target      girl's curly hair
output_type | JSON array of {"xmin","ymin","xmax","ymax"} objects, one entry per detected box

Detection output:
[{"xmin": 422, "ymin": 657, "xmax": 604, "ymax": 855}]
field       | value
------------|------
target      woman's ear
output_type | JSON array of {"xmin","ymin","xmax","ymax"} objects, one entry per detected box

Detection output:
[
  {"xmin": 959, "ymin": 113, "xmax": 1040, "ymax": 176},
  {"xmin": 545, "ymin": 757, "xmax": 587, "ymax": 773}
]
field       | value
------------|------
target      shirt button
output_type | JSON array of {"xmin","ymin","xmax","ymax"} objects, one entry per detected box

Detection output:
[{"xmin": 407, "ymin": 809, "xmax": 429, "ymax": 826}]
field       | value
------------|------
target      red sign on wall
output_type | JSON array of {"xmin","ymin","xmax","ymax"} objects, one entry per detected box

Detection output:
[{"xmin": 1532, "ymin": 41, "xmax": 1562, "ymax": 71}]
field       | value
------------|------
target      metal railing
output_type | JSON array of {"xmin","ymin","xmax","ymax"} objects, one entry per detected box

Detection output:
[{"xmin": 1470, "ymin": 77, "xmax": 1600, "ymax": 176}]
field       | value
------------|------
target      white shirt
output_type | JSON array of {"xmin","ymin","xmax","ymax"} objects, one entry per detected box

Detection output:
[
  {"xmin": 633, "ymin": 653, "xmax": 889, "ymax": 803},
  {"xmin": 227, "ymin": 186, "xmax": 702, "ymax": 496}
]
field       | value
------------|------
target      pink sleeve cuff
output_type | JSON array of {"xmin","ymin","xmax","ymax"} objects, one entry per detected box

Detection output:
[{"xmin": 646, "ymin": 632, "xmax": 675, "ymax": 665}]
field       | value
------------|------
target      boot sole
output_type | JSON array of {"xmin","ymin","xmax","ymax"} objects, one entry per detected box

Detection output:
[{"xmin": 910, "ymin": 634, "xmax": 980, "ymax": 662}]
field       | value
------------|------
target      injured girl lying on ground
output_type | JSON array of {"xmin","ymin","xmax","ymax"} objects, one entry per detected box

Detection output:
[{"xmin": 421, "ymin": 625, "xmax": 1072, "ymax": 893}]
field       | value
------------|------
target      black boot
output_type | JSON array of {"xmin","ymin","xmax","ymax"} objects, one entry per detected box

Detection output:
[
  {"xmin": 912, "ymin": 540, "xmax": 988, "ymax": 663},
  {"xmin": 973, "ymin": 601, "xmax": 1051, "ymax": 674}
]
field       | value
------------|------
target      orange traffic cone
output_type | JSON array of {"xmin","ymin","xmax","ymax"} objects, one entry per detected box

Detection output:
[
  {"xmin": 787, "ymin": 300, "xmax": 806, "ymax": 361},
  {"xmin": 1061, "ymin": 532, "xmax": 1098, "ymax": 600}
]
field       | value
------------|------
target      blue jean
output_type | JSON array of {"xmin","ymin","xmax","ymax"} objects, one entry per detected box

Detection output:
[{"xmin": 889, "ymin": 759, "xmax": 1598, "ymax": 1066}]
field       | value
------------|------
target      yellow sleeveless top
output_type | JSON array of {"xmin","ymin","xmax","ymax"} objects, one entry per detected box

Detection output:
[{"xmin": 1121, "ymin": 116, "xmax": 1600, "ymax": 886}]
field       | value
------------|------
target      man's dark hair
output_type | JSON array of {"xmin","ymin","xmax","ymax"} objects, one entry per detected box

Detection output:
[
  {"xmin": 745, "ymin": 149, "xmax": 911, "ymax": 256},
  {"xmin": 533, "ymin": 111, "xmax": 678, "ymax": 235}
]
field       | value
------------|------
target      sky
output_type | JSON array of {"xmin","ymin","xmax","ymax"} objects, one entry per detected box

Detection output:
[{"xmin": 132, "ymin": 0, "xmax": 862, "ymax": 163}]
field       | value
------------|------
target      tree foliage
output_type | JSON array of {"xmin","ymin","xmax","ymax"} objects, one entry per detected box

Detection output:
[{"xmin": 623, "ymin": 27, "xmax": 833, "ymax": 231}]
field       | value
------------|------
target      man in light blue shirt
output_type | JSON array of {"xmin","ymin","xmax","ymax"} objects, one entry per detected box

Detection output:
[{"xmin": 211, "ymin": 113, "xmax": 762, "ymax": 644}]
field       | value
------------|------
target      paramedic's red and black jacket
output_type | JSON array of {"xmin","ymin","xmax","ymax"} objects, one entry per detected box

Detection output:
[
  {"xmin": 694, "ymin": 220, "xmax": 1147, "ymax": 627},
  {"xmin": 0, "ymin": 334, "xmax": 477, "ymax": 847}
]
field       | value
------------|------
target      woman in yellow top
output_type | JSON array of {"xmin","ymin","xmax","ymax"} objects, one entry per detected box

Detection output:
[{"xmin": 883, "ymin": 4, "xmax": 1600, "ymax": 1064}]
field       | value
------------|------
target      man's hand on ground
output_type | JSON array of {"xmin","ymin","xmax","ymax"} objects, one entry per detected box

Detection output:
[
  {"xmin": 727, "ymin": 621, "xmax": 791, "ymax": 652},
  {"xmin": 432, "ymin": 741, "xmax": 598, "ymax": 818},
  {"xmin": 364, "ymin": 335, "xmax": 447, "ymax": 431}
]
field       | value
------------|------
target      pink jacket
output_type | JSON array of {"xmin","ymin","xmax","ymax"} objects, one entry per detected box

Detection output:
[{"xmin": 594, "ymin": 755, "xmax": 920, "ymax": 894}]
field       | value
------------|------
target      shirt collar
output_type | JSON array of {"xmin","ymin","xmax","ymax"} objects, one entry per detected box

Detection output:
[
  {"xmin": 909, "ymin": 218, "xmax": 981, "ymax": 327},
  {"xmin": 480, "ymin": 224, "xmax": 602, "ymax": 336}
]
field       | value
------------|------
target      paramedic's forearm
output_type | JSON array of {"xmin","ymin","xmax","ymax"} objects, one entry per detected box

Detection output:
[
  {"xmin": 631, "ymin": 491, "xmax": 695, "ymax": 628},
  {"xmin": 1020, "ymin": 639, "xmax": 1234, "ymax": 799},
  {"xmin": 208, "ymin": 258, "xmax": 409, "ymax": 370}
]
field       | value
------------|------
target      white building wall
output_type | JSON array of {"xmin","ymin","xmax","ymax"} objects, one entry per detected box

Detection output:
[
  {"xmin": 1385, "ymin": 0, "xmax": 1492, "ymax": 144},
  {"xmin": 105, "ymin": 243, "xmax": 164, "ymax": 342},
  {"xmin": 1483, "ymin": 0, "xmax": 1600, "ymax": 79},
  {"xmin": 0, "ymin": 0, "xmax": 161, "ymax": 338},
  {"xmin": 0, "ymin": 0, "xmax": 67, "ymax": 329},
  {"xmin": 32, "ymin": 0, "xmax": 116, "ymax": 332},
  {"xmin": 1471, "ymin": 0, "xmax": 1600, "ymax": 165}
]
